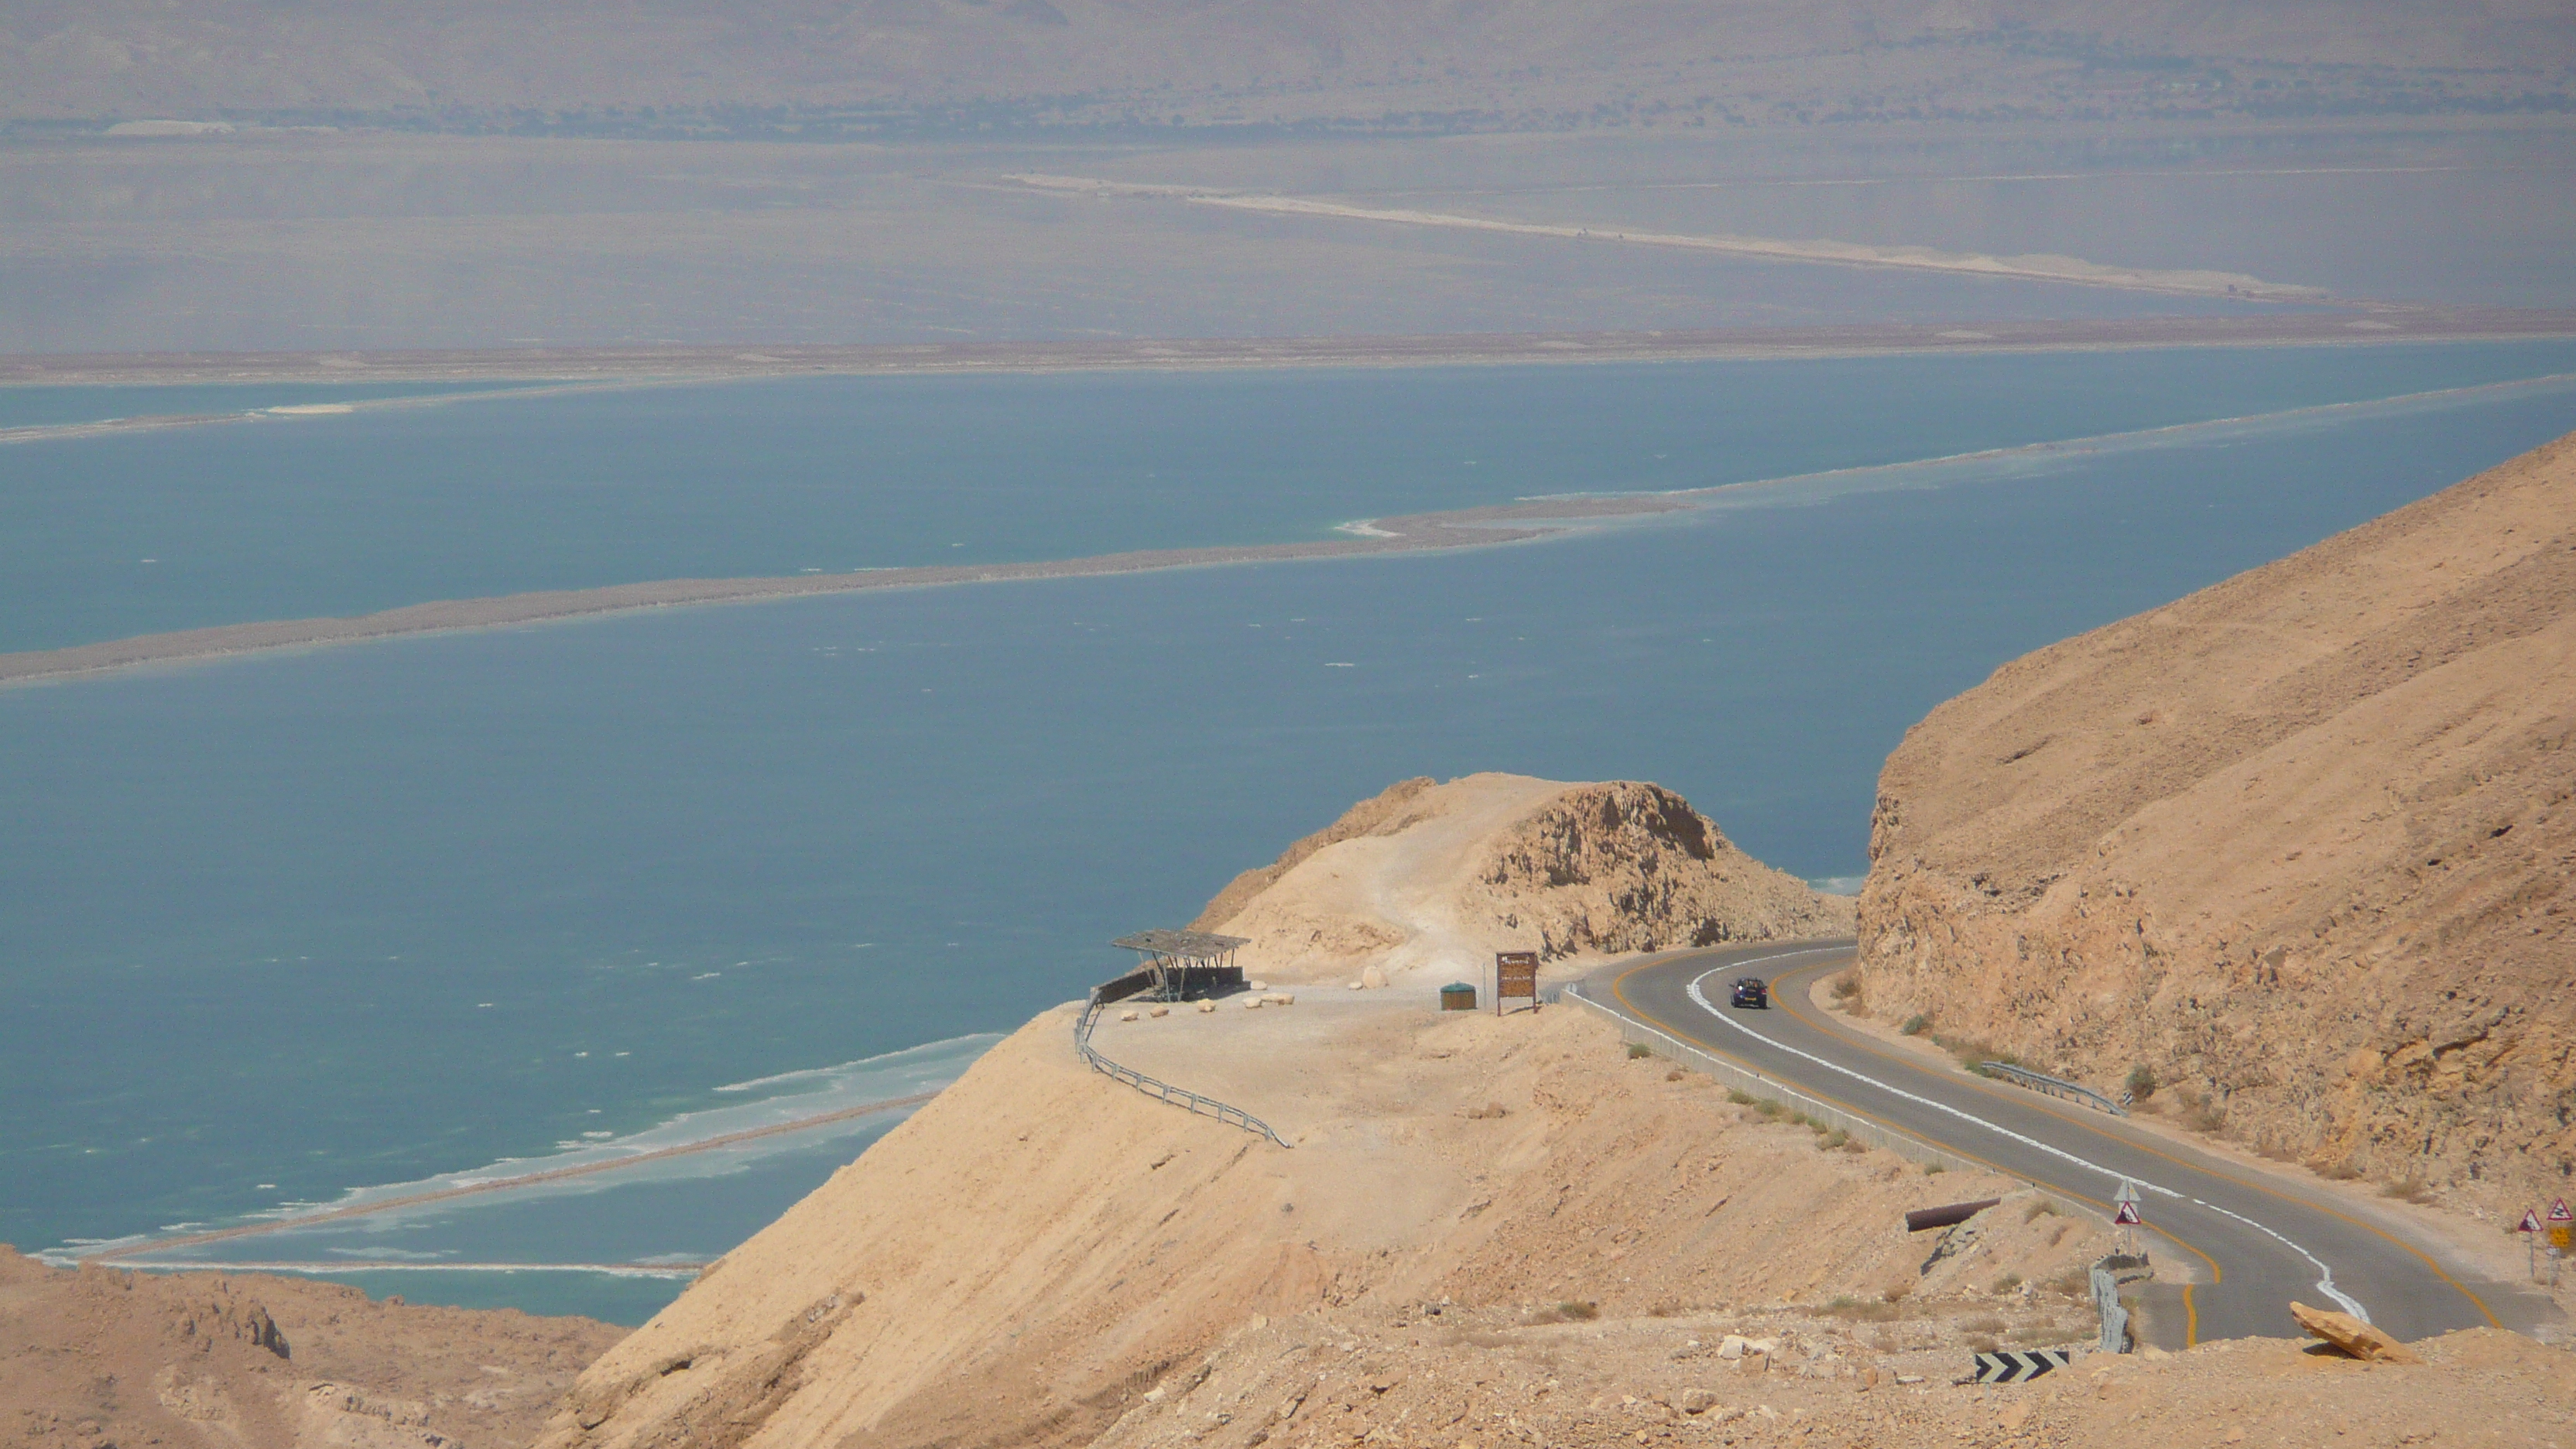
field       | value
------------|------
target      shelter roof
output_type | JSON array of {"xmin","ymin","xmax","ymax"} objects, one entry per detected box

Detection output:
[{"xmin": 1111, "ymin": 929, "xmax": 1249, "ymax": 960}]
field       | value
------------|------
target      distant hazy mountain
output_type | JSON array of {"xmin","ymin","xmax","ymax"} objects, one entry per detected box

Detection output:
[{"xmin": 6, "ymin": 0, "xmax": 2571, "ymax": 134}]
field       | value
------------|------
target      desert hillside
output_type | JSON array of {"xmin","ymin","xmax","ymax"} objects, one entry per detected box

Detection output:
[
  {"xmin": 533, "ymin": 998, "xmax": 2106, "ymax": 1449},
  {"xmin": 1858, "ymin": 429, "xmax": 2576, "ymax": 1214},
  {"xmin": 0, "ymin": 1249, "xmax": 618, "ymax": 1448},
  {"xmin": 1194, "ymin": 773, "xmax": 1852, "ymax": 985},
  {"xmin": 521, "ymin": 756, "xmax": 2576, "ymax": 1449}
]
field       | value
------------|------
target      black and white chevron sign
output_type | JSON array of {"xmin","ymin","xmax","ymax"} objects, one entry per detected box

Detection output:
[{"xmin": 1971, "ymin": 1349, "xmax": 2073, "ymax": 1384}]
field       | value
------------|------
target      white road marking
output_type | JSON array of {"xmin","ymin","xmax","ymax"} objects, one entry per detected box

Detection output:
[{"xmin": 1649, "ymin": 947, "xmax": 2372, "ymax": 1322}]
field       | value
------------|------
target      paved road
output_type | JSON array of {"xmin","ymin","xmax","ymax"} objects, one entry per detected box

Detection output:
[{"xmin": 1578, "ymin": 940, "xmax": 2546, "ymax": 1347}]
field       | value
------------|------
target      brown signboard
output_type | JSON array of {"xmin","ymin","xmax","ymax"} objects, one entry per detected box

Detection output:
[{"xmin": 1495, "ymin": 951, "xmax": 1540, "ymax": 1014}]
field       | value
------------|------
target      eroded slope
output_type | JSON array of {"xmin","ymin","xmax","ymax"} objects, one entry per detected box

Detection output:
[
  {"xmin": 1859, "ymin": 429, "xmax": 2576, "ymax": 1213},
  {"xmin": 531, "ymin": 1001, "xmax": 2087, "ymax": 1449}
]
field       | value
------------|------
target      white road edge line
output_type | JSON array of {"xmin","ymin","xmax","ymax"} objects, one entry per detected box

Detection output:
[{"xmin": 1646, "ymin": 946, "xmax": 2372, "ymax": 1323}]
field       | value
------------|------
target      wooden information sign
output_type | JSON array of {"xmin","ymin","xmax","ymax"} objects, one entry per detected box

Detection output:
[{"xmin": 1495, "ymin": 951, "xmax": 1540, "ymax": 1016}]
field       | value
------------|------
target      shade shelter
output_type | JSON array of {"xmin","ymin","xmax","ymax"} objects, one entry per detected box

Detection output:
[{"xmin": 1108, "ymin": 928, "xmax": 1250, "ymax": 1002}]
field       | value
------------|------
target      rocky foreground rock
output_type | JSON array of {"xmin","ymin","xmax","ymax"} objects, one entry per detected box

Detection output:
[
  {"xmin": 0, "ymin": 1248, "xmax": 618, "ymax": 1448},
  {"xmin": 1859, "ymin": 429, "xmax": 2576, "ymax": 1213}
]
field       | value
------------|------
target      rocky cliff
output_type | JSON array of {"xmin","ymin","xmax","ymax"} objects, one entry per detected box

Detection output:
[
  {"xmin": 1196, "ymin": 773, "xmax": 1852, "ymax": 984},
  {"xmin": 1858, "ymin": 430, "xmax": 2576, "ymax": 1212}
]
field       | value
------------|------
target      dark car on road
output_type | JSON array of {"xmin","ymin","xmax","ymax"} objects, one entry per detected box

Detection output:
[{"xmin": 1729, "ymin": 976, "xmax": 1768, "ymax": 1009}]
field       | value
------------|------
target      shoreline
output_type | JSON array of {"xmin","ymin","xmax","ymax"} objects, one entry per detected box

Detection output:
[
  {"xmin": 0, "ymin": 497, "xmax": 1680, "ymax": 688},
  {"xmin": 71, "ymin": 1088, "xmax": 944, "ymax": 1268},
  {"xmin": 8, "ymin": 310, "xmax": 2576, "ymax": 389},
  {"xmin": 111, "ymin": 1259, "xmax": 713, "ymax": 1278}
]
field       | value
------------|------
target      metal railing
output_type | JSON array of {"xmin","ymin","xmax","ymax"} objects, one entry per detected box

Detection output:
[
  {"xmin": 1561, "ymin": 983, "xmax": 2095, "ymax": 1217},
  {"xmin": 1074, "ymin": 992, "xmax": 1290, "ymax": 1148},
  {"xmin": 2091, "ymin": 1252, "xmax": 2155, "ymax": 1353},
  {"xmin": 1978, "ymin": 1061, "xmax": 2127, "ymax": 1116}
]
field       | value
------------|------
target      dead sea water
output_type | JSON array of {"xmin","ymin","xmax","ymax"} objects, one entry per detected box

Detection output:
[
  {"xmin": 8, "ymin": 343, "xmax": 2576, "ymax": 653},
  {"xmin": 2, "ymin": 348, "xmax": 2572, "ymax": 1321}
]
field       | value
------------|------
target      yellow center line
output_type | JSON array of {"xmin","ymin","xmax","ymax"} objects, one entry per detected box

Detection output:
[
  {"xmin": 1608, "ymin": 954, "xmax": 2217, "ymax": 1346},
  {"xmin": 1761, "ymin": 954, "xmax": 2500, "ymax": 1331}
]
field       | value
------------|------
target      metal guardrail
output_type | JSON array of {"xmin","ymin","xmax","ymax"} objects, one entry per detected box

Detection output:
[
  {"xmin": 1074, "ymin": 992, "xmax": 1290, "ymax": 1148},
  {"xmin": 1560, "ymin": 984, "xmax": 2105, "ymax": 1229},
  {"xmin": 2090, "ymin": 1253, "xmax": 2154, "ymax": 1353},
  {"xmin": 1977, "ymin": 1061, "xmax": 2128, "ymax": 1116}
]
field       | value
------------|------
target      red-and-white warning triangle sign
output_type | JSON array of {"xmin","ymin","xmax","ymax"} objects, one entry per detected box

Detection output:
[
  {"xmin": 2552, "ymin": 1198, "xmax": 2573, "ymax": 1223},
  {"xmin": 2112, "ymin": 1179, "xmax": 2143, "ymax": 1225},
  {"xmin": 2520, "ymin": 1208, "xmax": 2545, "ymax": 1233}
]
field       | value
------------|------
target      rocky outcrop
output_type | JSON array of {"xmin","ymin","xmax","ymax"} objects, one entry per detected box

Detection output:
[
  {"xmin": 1204, "ymin": 773, "xmax": 1852, "ymax": 985},
  {"xmin": 176, "ymin": 1293, "xmax": 290, "ymax": 1358},
  {"xmin": 0, "ymin": 1248, "xmax": 620, "ymax": 1449},
  {"xmin": 1858, "ymin": 430, "xmax": 2576, "ymax": 1213},
  {"xmin": 1475, "ymin": 780, "xmax": 1850, "ymax": 958}
]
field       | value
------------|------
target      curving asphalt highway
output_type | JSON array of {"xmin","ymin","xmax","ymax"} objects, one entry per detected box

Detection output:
[{"xmin": 1578, "ymin": 940, "xmax": 2550, "ymax": 1348}]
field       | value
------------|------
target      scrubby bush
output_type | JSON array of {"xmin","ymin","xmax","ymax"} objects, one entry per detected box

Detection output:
[
  {"xmin": 2125, "ymin": 1064, "xmax": 2159, "ymax": 1100},
  {"xmin": 1626, "ymin": 1042, "xmax": 1654, "ymax": 1060},
  {"xmin": 1822, "ymin": 1295, "xmax": 1902, "ymax": 1321},
  {"xmin": 1937, "ymin": 1033, "xmax": 2019, "ymax": 1070},
  {"xmin": 2172, "ymin": 1088, "xmax": 2226, "ymax": 1134},
  {"xmin": 1900, "ymin": 1014, "xmax": 1931, "ymax": 1036},
  {"xmin": 1830, "ymin": 971, "xmax": 1866, "ymax": 1014},
  {"xmin": 2380, "ymin": 1177, "xmax": 2437, "ymax": 1204}
]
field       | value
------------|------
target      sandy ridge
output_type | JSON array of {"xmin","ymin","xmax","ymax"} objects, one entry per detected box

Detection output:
[
  {"xmin": 1009, "ymin": 174, "xmax": 2330, "ymax": 301},
  {"xmin": 10, "ymin": 312, "xmax": 2576, "ymax": 389},
  {"xmin": 0, "ymin": 377, "xmax": 735, "ymax": 447},
  {"xmin": 10, "ymin": 366, "xmax": 2571, "ymax": 688},
  {"xmin": 0, "ymin": 498, "xmax": 1680, "ymax": 687}
]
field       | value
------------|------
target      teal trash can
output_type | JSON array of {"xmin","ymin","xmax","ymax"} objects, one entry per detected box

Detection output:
[{"xmin": 1440, "ymin": 981, "xmax": 1477, "ymax": 1011}]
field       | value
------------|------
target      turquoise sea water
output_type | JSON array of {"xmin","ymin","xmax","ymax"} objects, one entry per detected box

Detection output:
[
  {"xmin": 6, "ymin": 343, "xmax": 2576, "ymax": 653},
  {"xmin": 4, "ymin": 348, "xmax": 2572, "ymax": 1322}
]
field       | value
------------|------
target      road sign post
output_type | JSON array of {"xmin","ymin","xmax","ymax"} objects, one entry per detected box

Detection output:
[
  {"xmin": 2523, "ymin": 1208, "xmax": 2544, "ymax": 1281},
  {"xmin": 1495, "ymin": 951, "xmax": 1539, "ymax": 1016},
  {"xmin": 2112, "ymin": 1179, "xmax": 2144, "ymax": 1257}
]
